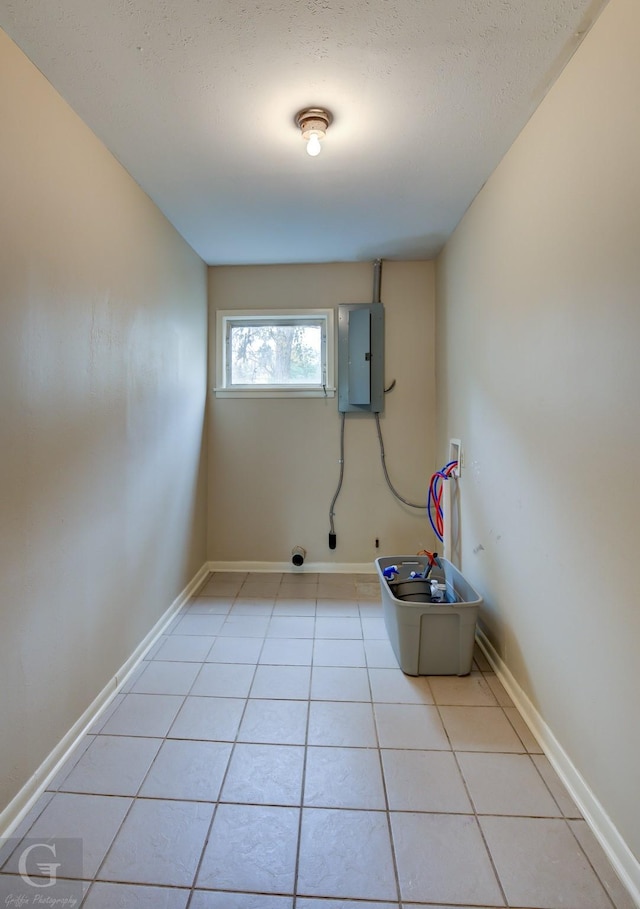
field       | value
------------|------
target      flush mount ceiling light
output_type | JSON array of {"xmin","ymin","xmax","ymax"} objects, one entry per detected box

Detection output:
[{"xmin": 295, "ymin": 107, "xmax": 332, "ymax": 157}]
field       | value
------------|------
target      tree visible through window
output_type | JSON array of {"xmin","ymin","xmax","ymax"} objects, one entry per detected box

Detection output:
[{"xmin": 230, "ymin": 321, "xmax": 322, "ymax": 385}]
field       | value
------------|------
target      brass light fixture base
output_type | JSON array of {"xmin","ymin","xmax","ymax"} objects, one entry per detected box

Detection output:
[{"xmin": 295, "ymin": 107, "xmax": 333, "ymax": 138}]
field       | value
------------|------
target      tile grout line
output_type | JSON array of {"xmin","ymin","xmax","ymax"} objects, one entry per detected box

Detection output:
[
  {"xmin": 432, "ymin": 693, "xmax": 510, "ymax": 909},
  {"xmin": 197, "ymin": 569, "xmax": 316, "ymax": 907},
  {"xmin": 473, "ymin": 662, "xmax": 618, "ymax": 908},
  {"xmin": 83, "ymin": 589, "xmax": 209, "ymax": 901},
  {"xmin": 369, "ymin": 658, "xmax": 404, "ymax": 908},
  {"xmin": 84, "ymin": 577, "xmax": 247, "ymax": 904},
  {"xmin": 290, "ymin": 630, "xmax": 315, "ymax": 909},
  {"xmin": 183, "ymin": 580, "xmax": 267, "ymax": 908}
]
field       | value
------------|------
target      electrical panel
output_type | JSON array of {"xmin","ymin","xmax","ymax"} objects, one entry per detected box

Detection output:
[{"xmin": 337, "ymin": 302, "xmax": 384, "ymax": 413}]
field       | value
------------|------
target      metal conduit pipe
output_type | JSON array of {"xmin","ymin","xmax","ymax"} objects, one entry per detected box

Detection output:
[{"xmin": 373, "ymin": 258, "xmax": 382, "ymax": 304}]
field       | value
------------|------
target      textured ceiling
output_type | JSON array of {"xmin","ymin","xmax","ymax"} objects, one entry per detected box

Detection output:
[{"xmin": 0, "ymin": 0, "xmax": 606, "ymax": 265}]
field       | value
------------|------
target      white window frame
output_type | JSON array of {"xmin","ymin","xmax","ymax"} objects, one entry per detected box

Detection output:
[{"xmin": 214, "ymin": 308, "xmax": 335, "ymax": 398}]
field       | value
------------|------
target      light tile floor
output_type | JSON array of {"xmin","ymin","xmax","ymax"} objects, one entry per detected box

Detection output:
[{"xmin": 0, "ymin": 571, "xmax": 635, "ymax": 908}]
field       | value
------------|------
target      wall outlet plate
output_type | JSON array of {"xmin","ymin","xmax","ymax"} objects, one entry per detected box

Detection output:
[{"xmin": 449, "ymin": 439, "xmax": 462, "ymax": 477}]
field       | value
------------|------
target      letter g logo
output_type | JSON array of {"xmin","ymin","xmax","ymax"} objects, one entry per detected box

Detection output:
[{"xmin": 18, "ymin": 842, "xmax": 61, "ymax": 888}]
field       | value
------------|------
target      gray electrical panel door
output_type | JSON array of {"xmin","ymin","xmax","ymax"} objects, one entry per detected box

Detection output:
[
  {"xmin": 338, "ymin": 302, "xmax": 384, "ymax": 413},
  {"xmin": 347, "ymin": 307, "xmax": 371, "ymax": 405}
]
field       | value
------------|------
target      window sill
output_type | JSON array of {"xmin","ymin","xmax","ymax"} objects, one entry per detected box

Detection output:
[{"xmin": 214, "ymin": 387, "xmax": 336, "ymax": 399}]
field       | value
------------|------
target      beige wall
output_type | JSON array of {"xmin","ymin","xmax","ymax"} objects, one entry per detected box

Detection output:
[
  {"xmin": 0, "ymin": 31, "xmax": 208, "ymax": 813},
  {"xmin": 208, "ymin": 261, "xmax": 437, "ymax": 565},
  {"xmin": 436, "ymin": 0, "xmax": 640, "ymax": 866}
]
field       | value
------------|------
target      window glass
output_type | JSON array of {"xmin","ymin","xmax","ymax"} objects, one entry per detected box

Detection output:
[
  {"xmin": 229, "ymin": 320, "xmax": 323, "ymax": 386},
  {"xmin": 215, "ymin": 309, "xmax": 334, "ymax": 398}
]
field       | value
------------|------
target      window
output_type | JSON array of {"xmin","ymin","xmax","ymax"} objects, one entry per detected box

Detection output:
[{"xmin": 215, "ymin": 309, "xmax": 335, "ymax": 398}]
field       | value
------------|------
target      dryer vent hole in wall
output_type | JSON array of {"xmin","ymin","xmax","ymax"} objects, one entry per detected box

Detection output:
[{"xmin": 291, "ymin": 546, "xmax": 306, "ymax": 567}]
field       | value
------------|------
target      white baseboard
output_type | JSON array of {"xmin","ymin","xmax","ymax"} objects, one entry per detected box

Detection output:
[
  {"xmin": 0, "ymin": 561, "xmax": 210, "ymax": 840},
  {"xmin": 476, "ymin": 627, "xmax": 640, "ymax": 908},
  {"xmin": 206, "ymin": 560, "xmax": 376, "ymax": 575}
]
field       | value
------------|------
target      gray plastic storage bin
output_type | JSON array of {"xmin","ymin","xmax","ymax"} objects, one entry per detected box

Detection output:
[{"xmin": 375, "ymin": 556, "xmax": 482, "ymax": 676}]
